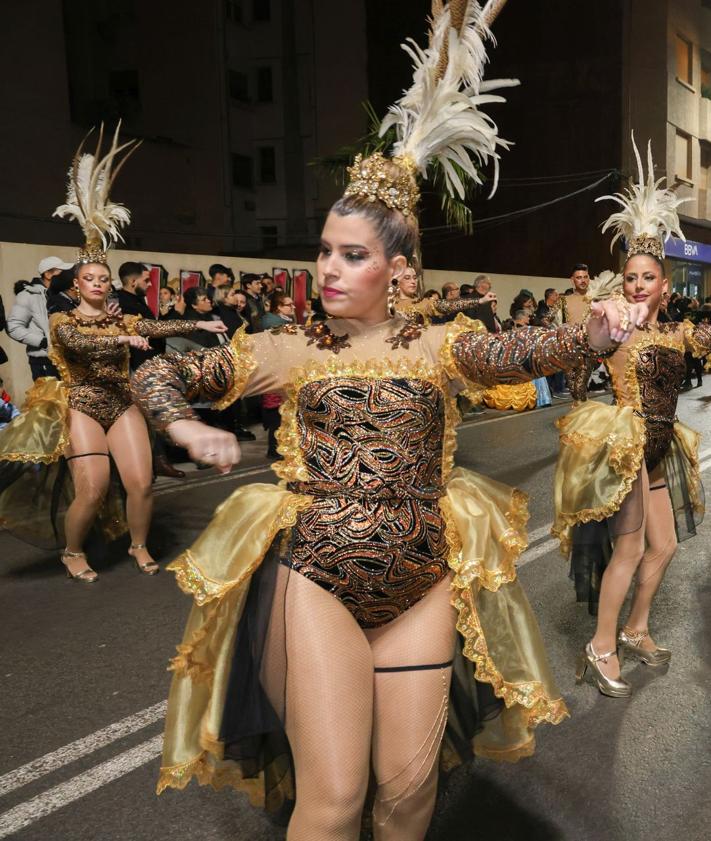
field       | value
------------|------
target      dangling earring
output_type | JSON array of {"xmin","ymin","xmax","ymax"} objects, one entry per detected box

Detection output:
[{"xmin": 388, "ymin": 279, "xmax": 399, "ymax": 318}]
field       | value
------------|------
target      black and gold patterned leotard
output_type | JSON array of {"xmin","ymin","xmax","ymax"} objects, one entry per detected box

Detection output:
[
  {"xmin": 50, "ymin": 310, "xmax": 199, "ymax": 430},
  {"xmin": 133, "ymin": 315, "xmax": 594, "ymax": 627}
]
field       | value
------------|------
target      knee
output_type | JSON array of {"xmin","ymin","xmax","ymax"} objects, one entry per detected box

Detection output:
[
  {"xmin": 124, "ymin": 477, "xmax": 152, "ymax": 499},
  {"xmin": 307, "ymin": 774, "xmax": 366, "ymax": 832},
  {"xmin": 80, "ymin": 482, "xmax": 108, "ymax": 509}
]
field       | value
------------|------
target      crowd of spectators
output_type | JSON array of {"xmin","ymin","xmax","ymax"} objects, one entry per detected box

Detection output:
[{"xmin": 1, "ymin": 256, "xmax": 710, "ymax": 468}]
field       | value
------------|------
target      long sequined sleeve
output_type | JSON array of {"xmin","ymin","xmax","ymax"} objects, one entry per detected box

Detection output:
[
  {"xmin": 399, "ymin": 297, "xmax": 480, "ymax": 321},
  {"xmin": 52, "ymin": 321, "xmax": 124, "ymax": 361},
  {"xmin": 682, "ymin": 320, "xmax": 711, "ymax": 357},
  {"xmin": 130, "ymin": 316, "xmax": 200, "ymax": 339},
  {"xmin": 131, "ymin": 329, "xmax": 257, "ymax": 430},
  {"xmin": 450, "ymin": 323, "xmax": 596, "ymax": 386}
]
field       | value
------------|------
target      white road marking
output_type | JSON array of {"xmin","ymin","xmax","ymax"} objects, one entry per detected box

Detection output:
[
  {"xmin": 0, "ymin": 735, "xmax": 163, "ymax": 839},
  {"xmin": 0, "ymin": 701, "xmax": 166, "ymax": 798}
]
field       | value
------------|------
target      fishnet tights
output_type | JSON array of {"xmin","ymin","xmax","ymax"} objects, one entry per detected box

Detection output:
[
  {"xmin": 591, "ymin": 465, "xmax": 677, "ymax": 678},
  {"xmin": 262, "ymin": 568, "xmax": 456, "ymax": 841}
]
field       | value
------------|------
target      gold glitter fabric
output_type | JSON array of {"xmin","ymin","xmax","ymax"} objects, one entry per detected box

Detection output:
[
  {"xmin": 49, "ymin": 310, "xmax": 198, "ymax": 430},
  {"xmin": 286, "ymin": 376, "xmax": 449, "ymax": 628},
  {"xmin": 451, "ymin": 322, "xmax": 593, "ymax": 386},
  {"xmin": 395, "ymin": 295, "xmax": 482, "ymax": 324}
]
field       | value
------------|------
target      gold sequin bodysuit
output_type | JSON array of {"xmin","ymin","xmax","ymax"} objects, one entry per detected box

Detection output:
[
  {"xmin": 133, "ymin": 315, "xmax": 595, "ymax": 627},
  {"xmin": 50, "ymin": 310, "xmax": 199, "ymax": 430},
  {"xmin": 605, "ymin": 320, "xmax": 711, "ymax": 473}
]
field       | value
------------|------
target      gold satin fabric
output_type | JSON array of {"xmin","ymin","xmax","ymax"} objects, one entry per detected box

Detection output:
[
  {"xmin": 157, "ymin": 469, "xmax": 568, "ymax": 800},
  {"xmin": 552, "ymin": 401, "xmax": 703, "ymax": 556},
  {"xmin": 482, "ymin": 382, "xmax": 537, "ymax": 412},
  {"xmin": 0, "ymin": 377, "xmax": 70, "ymax": 463}
]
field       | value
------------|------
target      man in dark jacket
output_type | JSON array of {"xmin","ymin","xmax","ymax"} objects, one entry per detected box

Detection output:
[
  {"xmin": 463, "ymin": 274, "xmax": 498, "ymax": 333},
  {"xmin": 241, "ymin": 273, "xmax": 266, "ymax": 331}
]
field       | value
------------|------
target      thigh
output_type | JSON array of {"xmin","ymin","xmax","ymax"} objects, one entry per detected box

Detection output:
[
  {"xmin": 65, "ymin": 410, "xmax": 111, "ymax": 490},
  {"xmin": 106, "ymin": 406, "xmax": 153, "ymax": 487},
  {"xmin": 609, "ymin": 465, "xmax": 650, "ymax": 567},
  {"xmin": 281, "ymin": 570, "xmax": 374, "ymax": 782},
  {"xmin": 365, "ymin": 577, "xmax": 457, "ymax": 780},
  {"xmin": 645, "ymin": 482, "xmax": 676, "ymax": 552}
]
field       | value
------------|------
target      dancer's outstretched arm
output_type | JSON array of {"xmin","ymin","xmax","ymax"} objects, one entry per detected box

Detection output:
[
  {"xmin": 449, "ymin": 299, "xmax": 648, "ymax": 386},
  {"xmin": 682, "ymin": 319, "xmax": 711, "ymax": 357}
]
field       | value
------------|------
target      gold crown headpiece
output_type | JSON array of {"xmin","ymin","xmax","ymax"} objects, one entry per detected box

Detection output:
[
  {"xmin": 53, "ymin": 122, "xmax": 141, "ymax": 264},
  {"xmin": 597, "ymin": 134, "xmax": 686, "ymax": 261},
  {"xmin": 344, "ymin": 153, "xmax": 420, "ymax": 217}
]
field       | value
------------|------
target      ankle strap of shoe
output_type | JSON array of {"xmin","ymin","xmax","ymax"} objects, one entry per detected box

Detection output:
[{"xmin": 622, "ymin": 626, "xmax": 649, "ymax": 646}]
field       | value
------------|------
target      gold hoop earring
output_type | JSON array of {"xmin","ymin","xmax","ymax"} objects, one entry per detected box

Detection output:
[{"xmin": 387, "ymin": 279, "xmax": 399, "ymax": 318}]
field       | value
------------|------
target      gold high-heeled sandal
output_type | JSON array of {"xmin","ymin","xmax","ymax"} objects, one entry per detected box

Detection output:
[
  {"xmin": 129, "ymin": 543, "xmax": 159, "ymax": 576},
  {"xmin": 618, "ymin": 626, "xmax": 671, "ymax": 667},
  {"xmin": 575, "ymin": 642, "xmax": 632, "ymax": 697},
  {"xmin": 61, "ymin": 549, "xmax": 98, "ymax": 584}
]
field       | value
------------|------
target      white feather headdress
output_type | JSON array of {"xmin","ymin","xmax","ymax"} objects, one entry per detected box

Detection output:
[
  {"xmin": 587, "ymin": 269, "xmax": 623, "ymax": 302},
  {"xmin": 596, "ymin": 133, "xmax": 687, "ymax": 260},
  {"xmin": 53, "ymin": 122, "xmax": 141, "ymax": 263},
  {"xmin": 344, "ymin": 0, "xmax": 518, "ymax": 215}
]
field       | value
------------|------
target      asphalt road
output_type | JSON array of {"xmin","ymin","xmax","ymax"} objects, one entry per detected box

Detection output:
[{"xmin": 1, "ymin": 383, "xmax": 711, "ymax": 841}]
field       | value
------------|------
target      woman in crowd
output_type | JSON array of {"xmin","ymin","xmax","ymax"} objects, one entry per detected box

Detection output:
[
  {"xmin": 553, "ymin": 138, "xmax": 711, "ymax": 697},
  {"xmin": 0, "ymin": 126, "xmax": 226, "ymax": 582},
  {"xmin": 132, "ymin": 7, "xmax": 645, "ymax": 839},
  {"xmin": 214, "ymin": 285, "xmax": 250, "ymax": 338}
]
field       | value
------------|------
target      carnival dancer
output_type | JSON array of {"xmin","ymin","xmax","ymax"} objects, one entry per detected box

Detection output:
[
  {"xmin": 552, "ymin": 136, "xmax": 711, "ymax": 697},
  {"xmin": 0, "ymin": 126, "xmax": 226, "ymax": 581},
  {"xmin": 395, "ymin": 264, "xmax": 496, "ymax": 323},
  {"xmin": 132, "ymin": 5, "xmax": 646, "ymax": 839}
]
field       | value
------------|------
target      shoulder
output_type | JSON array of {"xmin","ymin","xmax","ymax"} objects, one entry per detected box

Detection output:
[{"xmin": 49, "ymin": 311, "xmax": 72, "ymax": 327}]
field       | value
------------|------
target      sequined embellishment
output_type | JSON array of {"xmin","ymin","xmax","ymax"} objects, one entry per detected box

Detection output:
[
  {"xmin": 385, "ymin": 320, "xmax": 425, "ymax": 350},
  {"xmin": 303, "ymin": 321, "xmax": 351, "ymax": 354}
]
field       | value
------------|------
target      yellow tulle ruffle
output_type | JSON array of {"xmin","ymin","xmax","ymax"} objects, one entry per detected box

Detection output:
[{"xmin": 157, "ymin": 469, "xmax": 568, "ymax": 801}]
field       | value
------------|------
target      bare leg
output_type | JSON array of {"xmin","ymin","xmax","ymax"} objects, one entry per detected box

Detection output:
[
  {"xmin": 365, "ymin": 576, "xmax": 457, "ymax": 841},
  {"xmin": 625, "ymin": 482, "xmax": 677, "ymax": 649},
  {"xmin": 274, "ymin": 571, "xmax": 374, "ymax": 841},
  {"xmin": 64, "ymin": 410, "xmax": 110, "ymax": 576},
  {"xmin": 106, "ymin": 406, "xmax": 157, "ymax": 573},
  {"xmin": 590, "ymin": 467, "xmax": 650, "ymax": 679}
]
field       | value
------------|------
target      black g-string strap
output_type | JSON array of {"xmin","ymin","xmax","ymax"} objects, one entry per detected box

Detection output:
[{"xmin": 374, "ymin": 660, "xmax": 454, "ymax": 674}]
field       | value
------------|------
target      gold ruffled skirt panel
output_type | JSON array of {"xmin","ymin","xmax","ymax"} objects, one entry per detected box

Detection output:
[
  {"xmin": 157, "ymin": 471, "xmax": 567, "ymax": 801},
  {"xmin": 482, "ymin": 383, "xmax": 537, "ymax": 412},
  {"xmin": 552, "ymin": 401, "xmax": 703, "ymax": 556},
  {"xmin": 0, "ymin": 377, "xmax": 70, "ymax": 464}
]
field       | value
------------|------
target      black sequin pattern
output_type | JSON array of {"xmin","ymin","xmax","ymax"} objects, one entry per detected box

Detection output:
[
  {"xmin": 635, "ymin": 344, "xmax": 686, "ymax": 471},
  {"xmin": 286, "ymin": 376, "xmax": 449, "ymax": 628}
]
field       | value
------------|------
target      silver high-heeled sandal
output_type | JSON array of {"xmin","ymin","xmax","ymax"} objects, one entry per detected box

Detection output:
[
  {"xmin": 128, "ymin": 543, "xmax": 159, "ymax": 576},
  {"xmin": 617, "ymin": 626, "xmax": 671, "ymax": 667},
  {"xmin": 61, "ymin": 549, "xmax": 98, "ymax": 584}
]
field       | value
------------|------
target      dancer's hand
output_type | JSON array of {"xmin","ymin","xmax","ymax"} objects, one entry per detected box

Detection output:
[
  {"xmin": 166, "ymin": 419, "xmax": 241, "ymax": 473},
  {"xmin": 587, "ymin": 298, "xmax": 649, "ymax": 348},
  {"xmin": 119, "ymin": 335, "xmax": 151, "ymax": 351},
  {"xmin": 197, "ymin": 320, "xmax": 228, "ymax": 333}
]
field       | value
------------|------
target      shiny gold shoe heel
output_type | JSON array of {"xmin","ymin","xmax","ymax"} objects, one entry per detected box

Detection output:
[
  {"xmin": 129, "ymin": 543, "xmax": 159, "ymax": 576},
  {"xmin": 618, "ymin": 627, "xmax": 671, "ymax": 667},
  {"xmin": 61, "ymin": 549, "xmax": 98, "ymax": 584},
  {"xmin": 576, "ymin": 642, "xmax": 632, "ymax": 698}
]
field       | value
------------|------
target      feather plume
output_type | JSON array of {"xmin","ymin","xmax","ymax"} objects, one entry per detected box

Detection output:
[
  {"xmin": 53, "ymin": 122, "xmax": 141, "ymax": 251},
  {"xmin": 380, "ymin": 0, "xmax": 519, "ymax": 199},
  {"xmin": 596, "ymin": 133, "xmax": 687, "ymax": 254},
  {"xmin": 587, "ymin": 269, "xmax": 623, "ymax": 301}
]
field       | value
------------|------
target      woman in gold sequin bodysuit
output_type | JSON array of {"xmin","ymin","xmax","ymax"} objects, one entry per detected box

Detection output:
[{"xmin": 132, "ymin": 185, "xmax": 645, "ymax": 838}]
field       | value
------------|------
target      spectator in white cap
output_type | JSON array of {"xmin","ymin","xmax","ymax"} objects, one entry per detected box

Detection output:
[{"xmin": 6, "ymin": 255, "xmax": 73, "ymax": 380}]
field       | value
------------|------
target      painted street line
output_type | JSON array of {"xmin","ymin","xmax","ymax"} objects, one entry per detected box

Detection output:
[
  {"xmin": 0, "ymin": 701, "xmax": 166, "ymax": 799},
  {"xmin": 0, "ymin": 735, "xmax": 163, "ymax": 839}
]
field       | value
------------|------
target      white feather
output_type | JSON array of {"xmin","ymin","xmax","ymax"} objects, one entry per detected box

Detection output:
[
  {"xmin": 596, "ymin": 133, "xmax": 687, "ymax": 252},
  {"xmin": 587, "ymin": 270, "xmax": 623, "ymax": 301},
  {"xmin": 380, "ymin": 0, "xmax": 518, "ymax": 199},
  {"xmin": 53, "ymin": 123, "xmax": 139, "ymax": 251}
]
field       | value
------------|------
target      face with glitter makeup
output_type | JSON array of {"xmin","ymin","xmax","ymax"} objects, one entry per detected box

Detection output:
[{"xmin": 317, "ymin": 212, "xmax": 407, "ymax": 323}]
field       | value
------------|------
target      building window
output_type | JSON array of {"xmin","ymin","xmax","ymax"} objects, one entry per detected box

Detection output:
[
  {"xmin": 228, "ymin": 70, "xmax": 249, "ymax": 102},
  {"xmin": 256, "ymin": 67, "xmax": 273, "ymax": 103},
  {"xmin": 676, "ymin": 34, "xmax": 693, "ymax": 87},
  {"xmin": 225, "ymin": 0, "xmax": 242, "ymax": 22},
  {"xmin": 232, "ymin": 154, "xmax": 253, "ymax": 189},
  {"xmin": 261, "ymin": 225, "xmax": 278, "ymax": 249},
  {"xmin": 253, "ymin": 0, "xmax": 271, "ymax": 22},
  {"xmin": 259, "ymin": 147, "xmax": 277, "ymax": 183},
  {"xmin": 675, "ymin": 132, "xmax": 693, "ymax": 182}
]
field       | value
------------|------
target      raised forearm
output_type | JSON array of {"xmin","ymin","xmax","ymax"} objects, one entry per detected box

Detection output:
[{"xmin": 134, "ymin": 318, "xmax": 200, "ymax": 339}]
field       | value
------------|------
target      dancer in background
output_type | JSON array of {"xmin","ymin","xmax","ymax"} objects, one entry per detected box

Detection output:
[
  {"xmin": 133, "ymin": 6, "xmax": 645, "ymax": 839},
  {"xmin": 553, "ymin": 137, "xmax": 711, "ymax": 697},
  {"xmin": 0, "ymin": 126, "xmax": 226, "ymax": 582}
]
